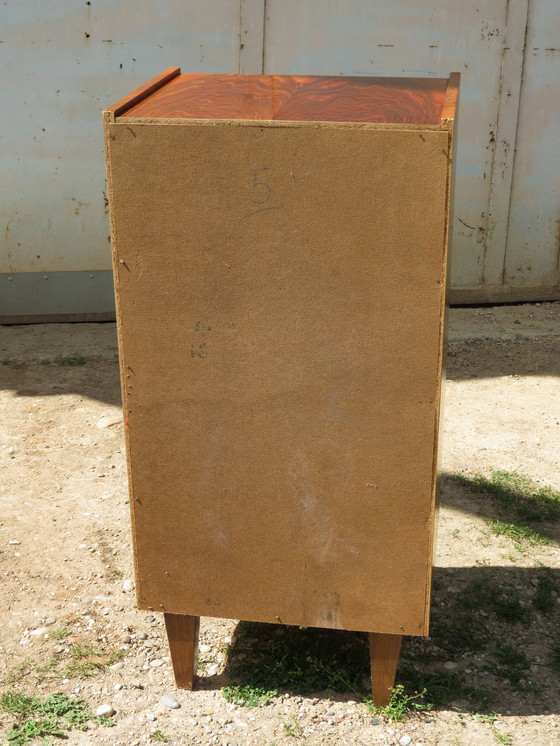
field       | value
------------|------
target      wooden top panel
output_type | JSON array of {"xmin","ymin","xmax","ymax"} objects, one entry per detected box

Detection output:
[{"xmin": 119, "ymin": 73, "xmax": 451, "ymax": 124}]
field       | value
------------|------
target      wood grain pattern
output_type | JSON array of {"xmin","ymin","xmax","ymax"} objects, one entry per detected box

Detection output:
[
  {"xmin": 120, "ymin": 73, "xmax": 449, "ymax": 125},
  {"xmin": 106, "ymin": 67, "xmax": 181, "ymax": 120},
  {"xmin": 164, "ymin": 613, "xmax": 200, "ymax": 689},
  {"xmin": 369, "ymin": 633, "xmax": 402, "ymax": 707}
]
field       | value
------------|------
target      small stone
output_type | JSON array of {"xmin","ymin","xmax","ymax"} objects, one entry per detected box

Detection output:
[
  {"xmin": 204, "ymin": 708, "xmax": 214, "ymax": 716},
  {"xmin": 110, "ymin": 662, "xmax": 124, "ymax": 671},
  {"xmin": 160, "ymin": 694, "xmax": 180, "ymax": 709},
  {"xmin": 371, "ymin": 718, "xmax": 381, "ymax": 725},
  {"xmin": 325, "ymin": 710, "xmax": 335, "ymax": 717},
  {"xmin": 96, "ymin": 704, "xmax": 115, "ymax": 718},
  {"xmin": 443, "ymin": 661, "xmax": 458, "ymax": 670},
  {"xmin": 199, "ymin": 643, "xmax": 211, "ymax": 653},
  {"xmin": 399, "ymin": 736, "xmax": 412, "ymax": 746},
  {"xmin": 123, "ymin": 579, "xmax": 134, "ymax": 592},
  {"xmin": 146, "ymin": 712, "xmax": 157, "ymax": 721},
  {"xmin": 30, "ymin": 627, "xmax": 48, "ymax": 636},
  {"xmin": 122, "ymin": 635, "xmax": 132, "ymax": 644},
  {"xmin": 53, "ymin": 645, "xmax": 64, "ymax": 654},
  {"xmin": 44, "ymin": 617, "xmax": 57, "ymax": 626},
  {"xmin": 149, "ymin": 659, "xmax": 164, "ymax": 667},
  {"xmin": 8, "ymin": 540, "xmax": 21, "ymax": 545},
  {"xmin": 137, "ymin": 632, "xmax": 148, "ymax": 641},
  {"xmin": 146, "ymin": 615, "xmax": 156, "ymax": 623}
]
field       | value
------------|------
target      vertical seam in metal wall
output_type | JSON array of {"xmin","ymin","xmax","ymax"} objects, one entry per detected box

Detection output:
[
  {"xmin": 482, "ymin": 0, "xmax": 529, "ymax": 287},
  {"xmin": 261, "ymin": 0, "xmax": 267, "ymax": 74},
  {"xmin": 500, "ymin": 0, "xmax": 530, "ymax": 285},
  {"xmin": 239, "ymin": 0, "xmax": 266, "ymax": 74},
  {"xmin": 238, "ymin": 0, "xmax": 243, "ymax": 73}
]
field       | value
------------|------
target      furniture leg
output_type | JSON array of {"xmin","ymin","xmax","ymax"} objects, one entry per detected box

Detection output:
[
  {"xmin": 368, "ymin": 632, "xmax": 402, "ymax": 707},
  {"xmin": 164, "ymin": 613, "xmax": 200, "ymax": 689}
]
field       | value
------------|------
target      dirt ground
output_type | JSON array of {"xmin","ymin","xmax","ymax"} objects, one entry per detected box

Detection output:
[{"xmin": 1, "ymin": 302, "xmax": 559, "ymax": 746}]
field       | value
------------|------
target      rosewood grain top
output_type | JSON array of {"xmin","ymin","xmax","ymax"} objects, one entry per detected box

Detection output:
[{"xmin": 118, "ymin": 73, "xmax": 454, "ymax": 125}]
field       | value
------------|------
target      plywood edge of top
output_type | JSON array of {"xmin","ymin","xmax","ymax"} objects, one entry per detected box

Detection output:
[
  {"xmin": 441, "ymin": 73, "xmax": 460, "ymax": 124},
  {"xmin": 103, "ymin": 67, "xmax": 181, "ymax": 121},
  {"xmin": 109, "ymin": 117, "xmax": 452, "ymax": 134}
]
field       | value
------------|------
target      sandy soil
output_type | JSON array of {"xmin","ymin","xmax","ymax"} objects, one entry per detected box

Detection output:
[{"xmin": 1, "ymin": 302, "xmax": 559, "ymax": 746}]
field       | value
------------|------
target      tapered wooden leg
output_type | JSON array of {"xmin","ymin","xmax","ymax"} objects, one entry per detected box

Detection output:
[
  {"xmin": 164, "ymin": 613, "xmax": 200, "ymax": 689},
  {"xmin": 368, "ymin": 632, "xmax": 402, "ymax": 707}
]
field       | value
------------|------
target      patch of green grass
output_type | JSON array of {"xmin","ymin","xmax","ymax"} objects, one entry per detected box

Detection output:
[
  {"xmin": 151, "ymin": 731, "xmax": 170, "ymax": 743},
  {"xmin": 63, "ymin": 644, "xmax": 126, "ymax": 678},
  {"xmin": 1, "ymin": 691, "xmax": 107, "ymax": 744},
  {"xmin": 485, "ymin": 518, "xmax": 548, "ymax": 546},
  {"xmin": 282, "ymin": 715, "xmax": 304, "ymax": 737},
  {"xmin": 491, "ymin": 645, "xmax": 532, "ymax": 687},
  {"xmin": 39, "ymin": 358, "xmax": 52, "ymax": 366},
  {"xmin": 54, "ymin": 353, "xmax": 87, "ymax": 366},
  {"xmin": 494, "ymin": 732, "xmax": 513, "ymax": 744},
  {"xmin": 546, "ymin": 630, "xmax": 560, "ymax": 674},
  {"xmin": 0, "ymin": 693, "xmax": 39, "ymax": 718},
  {"xmin": 369, "ymin": 683, "xmax": 431, "ymax": 722},
  {"xmin": 223, "ymin": 622, "xmax": 370, "ymax": 699},
  {"xmin": 70, "ymin": 643, "xmax": 98, "ymax": 660},
  {"xmin": 5, "ymin": 659, "xmax": 33, "ymax": 686},
  {"xmin": 400, "ymin": 665, "xmax": 492, "ymax": 710},
  {"xmin": 473, "ymin": 711, "xmax": 498, "ymax": 725},
  {"xmin": 222, "ymin": 684, "xmax": 277, "ymax": 708},
  {"xmin": 493, "ymin": 590, "xmax": 528, "ymax": 623},
  {"xmin": 34, "ymin": 658, "xmax": 58, "ymax": 682},
  {"xmin": 48, "ymin": 625, "xmax": 71, "ymax": 640},
  {"xmin": 454, "ymin": 470, "xmax": 560, "ymax": 522},
  {"xmin": 533, "ymin": 574, "xmax": 557, "ymax": 614}
]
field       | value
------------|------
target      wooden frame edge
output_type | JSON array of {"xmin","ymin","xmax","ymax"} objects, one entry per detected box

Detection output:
[
  {"xmin": 441, "ymin": 72, "xmax": 460, "ymax": 123},
  {"xmin": 104, "ymin": 66, "xmax": 181, "ymax": 121}
]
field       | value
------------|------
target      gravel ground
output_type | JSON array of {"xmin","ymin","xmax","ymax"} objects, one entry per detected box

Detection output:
[{"xmin": 1, "ymin": 302, "xmax": 559, "ymax": 745}]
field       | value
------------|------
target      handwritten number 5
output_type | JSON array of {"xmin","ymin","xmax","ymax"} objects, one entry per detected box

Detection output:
[{"xmin": 251, "ymin": 168, "xmax": 272, "ymax": 204}]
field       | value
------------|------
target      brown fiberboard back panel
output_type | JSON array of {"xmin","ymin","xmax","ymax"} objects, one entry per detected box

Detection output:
[{"xmin": 106, "ymin": 118, "xmax": 451, "ymax": 636}]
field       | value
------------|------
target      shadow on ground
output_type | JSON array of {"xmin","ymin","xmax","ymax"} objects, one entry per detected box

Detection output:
[
  {"xmin": 213, "ymin": 563, "xmax": 560, "ymax": 717},
  {"xmin": 0, "ymin": 327, "xmax": 559, "ymax": 409}
]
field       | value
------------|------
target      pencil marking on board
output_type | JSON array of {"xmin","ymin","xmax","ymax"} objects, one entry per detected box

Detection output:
[
  {"xmin": 190, "ymin": 322, "xmax": 212, "ymax": 358},
  {"xmin": 247, "ymin": 205, "xmax": 281, "ymax": 217},
  {"xmin": 247, "ymin": 167, "xmax": 281, "ymax": 217}
]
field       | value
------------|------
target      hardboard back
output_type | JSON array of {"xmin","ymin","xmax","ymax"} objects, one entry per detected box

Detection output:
[{"xmin": 104, "ymin": 73, "xmax": 456, "ymax": 636}]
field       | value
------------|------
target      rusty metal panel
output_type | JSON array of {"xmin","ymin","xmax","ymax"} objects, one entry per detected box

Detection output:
[
  {"xmin": 503, "ymin": 0, "xmax": 560, "ymax": 293},
  {"xmin": 1, "ymin": 1, "xmax": 243, "ymax": 280}
]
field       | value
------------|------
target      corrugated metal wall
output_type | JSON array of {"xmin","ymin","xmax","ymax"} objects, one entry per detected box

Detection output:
[{"xmin": 1, "ymin": 0, "xmax": 558, "ymax": 320}]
